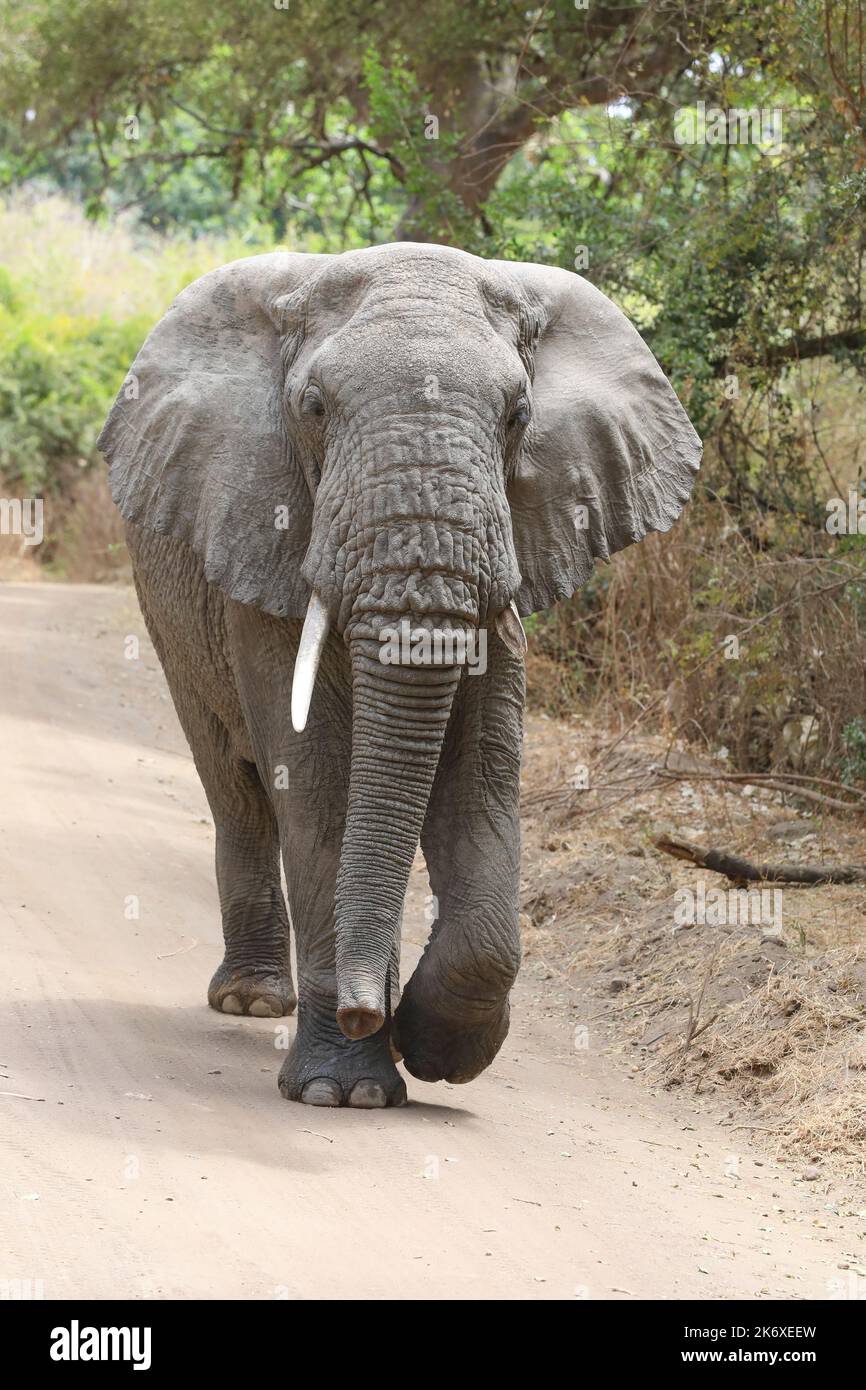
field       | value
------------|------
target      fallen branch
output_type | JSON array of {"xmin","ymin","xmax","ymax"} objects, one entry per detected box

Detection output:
[{"xmin": 655, "ymin": 833, "xmax": 866, "ymax": 885}]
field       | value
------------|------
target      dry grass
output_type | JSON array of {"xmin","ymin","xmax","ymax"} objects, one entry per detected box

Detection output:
[
  {"xmin": 0, "ymin": 191, "xmax": 257, "ymax": 321},
  {"xmin": 651, "ymin": 945, "xmax": 866, "ymax": 1167}
]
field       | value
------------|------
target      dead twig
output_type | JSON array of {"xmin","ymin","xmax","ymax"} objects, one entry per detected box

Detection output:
[
  {"xmin": 673, "ymin": 947, "xmax": 721, "ymax": 1073},
  {"xmin": 656, "ymin": 765, "xmax": 866, "ymax": 814}
]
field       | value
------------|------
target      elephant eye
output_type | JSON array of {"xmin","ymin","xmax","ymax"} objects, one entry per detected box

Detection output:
[
  {"xmin": 301, "ymin": 384, "xmax": 325, "ymax": 418},
  {"xmin": 509, "ymin": 395, "xmax": 531, "ymax": 428}
]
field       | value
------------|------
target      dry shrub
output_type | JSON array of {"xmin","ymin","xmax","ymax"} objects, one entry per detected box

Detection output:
[
  {"xmin": 39, "ymin": 468, "xmax": 130, "ymax": 583},
  {"xmin": 528, "ymin": 354, "xmax": 866, "ymax": 781},
  {"xmin": 0, "ymin": 465, "xmax": 129, "ymax": 583},
  {"xmin": 528, "ymin": 494, "xmax": 866, "ymax": 782}
]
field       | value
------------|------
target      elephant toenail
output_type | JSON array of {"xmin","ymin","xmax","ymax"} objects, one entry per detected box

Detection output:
[
  {"xmin": 249, "ymin": 998, "xmax": 277, "ymax": 1017},
  {"xmin": 301, "ymin": 1077, "xmax": 343, "ymax": 1106},
  {"xmin": 220, "ymin": 993, "xmax": 242, "ymax": 1014},
  {"xmin": 347, "ymin": 1080, "xmax": 388, "ymax": 1108}
]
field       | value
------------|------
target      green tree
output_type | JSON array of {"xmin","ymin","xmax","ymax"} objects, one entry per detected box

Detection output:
[{"xmin": 0, "ymin": 0, "xmax": 722, "ymax": 242}]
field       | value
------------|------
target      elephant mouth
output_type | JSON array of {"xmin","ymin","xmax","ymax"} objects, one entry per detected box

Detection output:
[{"xmin": 291, "ymin": 591, "xmax": 526, "ymax": 732}]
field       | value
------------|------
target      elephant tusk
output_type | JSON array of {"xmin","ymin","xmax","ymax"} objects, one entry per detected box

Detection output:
[
  {"xmin": 495, "ymin": 600, "xmax": 528, "ymax": 658},
  {"xmin": 291, "ymin": 590, "xmax": 331, "ymax": 732}
]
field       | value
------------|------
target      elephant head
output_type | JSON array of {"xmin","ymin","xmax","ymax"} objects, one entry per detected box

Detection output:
[{"xmin": 98, "ymin": 243, "xmax": 701, "ymax": 1041}]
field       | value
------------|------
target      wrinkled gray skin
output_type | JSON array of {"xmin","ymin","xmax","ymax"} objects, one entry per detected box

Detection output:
[{"xmin": 99, "ymin": 243, "xmax": 701, "ymax": 1108}]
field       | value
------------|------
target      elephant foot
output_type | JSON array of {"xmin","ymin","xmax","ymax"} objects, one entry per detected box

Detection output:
[
  {"xmin": 393, "ymin": 976, "xmax": 510, "ymax": 1084},
  {"xmin": 278, "ymin": 1007, "xmax": 407, "ymax": 1108},
  {"xmin": 208, "ymin": 960, "xmax": 297, "ymax": 1018}
]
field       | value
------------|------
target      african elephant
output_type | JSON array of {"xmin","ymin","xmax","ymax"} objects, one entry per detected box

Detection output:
[{"xmin": 98, "ymin": 242, "xmax": 701, "ymax": 1108}]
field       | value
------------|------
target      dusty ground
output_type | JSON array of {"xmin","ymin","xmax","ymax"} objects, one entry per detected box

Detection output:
[
  {"xmin": 1, "ymin": 581, "xmax": 865, "ymax": 1301},
  {"xmin": 519, "ymin": 713, "xmax": 866, "ymax": 1190}
]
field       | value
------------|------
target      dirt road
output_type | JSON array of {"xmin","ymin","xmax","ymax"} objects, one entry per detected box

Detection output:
[{"xmin": 0, "ymin": 582, "xmax": 856, "ymax": 1300}]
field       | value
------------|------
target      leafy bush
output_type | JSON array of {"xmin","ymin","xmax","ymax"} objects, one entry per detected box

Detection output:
[
  {"xmin": 0, "ymin": 305, "xmax": 147, "ymax": 492},
  {"xmin": 0, "ymin": 193, "xmax": 264, "ymax": 495}
]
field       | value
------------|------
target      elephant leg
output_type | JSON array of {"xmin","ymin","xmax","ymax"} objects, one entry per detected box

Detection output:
[
  {"xmin": 128, "ymin": 543, "xmax": 297, "ymax": 1019},
  {"xmin": 225, "ymin": 605, "xmax": 406, "ymax": 1108},
  {"xmin": 394, "ymin": 632, "xmax": 524, "ymax": 1084},
  {"xmin": 203, "ymin": 738, "xmax": 297, "ymax": 1020},
  {"xmin": 146, "ymin": 655, "xmax": 297, "ymax": 1019}
]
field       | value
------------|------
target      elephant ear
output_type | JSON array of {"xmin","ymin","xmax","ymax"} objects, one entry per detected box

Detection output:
[
  {"xmin": 97, "ymin": 250, "xmax": 331, "ymax": 619},
  {"xmin": 498, "ymin": 263, "xmax": 702, "ymax": 617}
]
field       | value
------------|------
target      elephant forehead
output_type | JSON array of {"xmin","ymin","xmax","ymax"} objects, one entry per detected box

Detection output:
[
  {"xmin": 298, "ymin": 250, "xmax": 525, "ymax": 391},
  {"xmin": 342, "ymin": 241, "xmax": 531, "ymax": 337},
  {"xmin": 300, "ymin": 245, "xmax": 484, "ymax": 337},
  {"xmin": 318, "ymin": 240, "xmax": 485, "ymax": 291},
  {"xmin": 311, "ymin": 320, "xmax": 523, "ymax": 405}
]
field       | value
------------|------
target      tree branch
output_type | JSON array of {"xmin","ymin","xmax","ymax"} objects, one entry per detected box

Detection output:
[{"xmin": 712, "ymin": 327, "xmax": 866, "ymax": 376}]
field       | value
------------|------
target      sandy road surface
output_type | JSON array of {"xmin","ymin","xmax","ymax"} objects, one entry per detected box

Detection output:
[{"xmin": 0, "ymin": 582, "xmax": 856, "ymax": 1300}]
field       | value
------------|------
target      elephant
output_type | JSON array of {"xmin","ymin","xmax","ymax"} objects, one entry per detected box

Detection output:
[{"xmin": 97, "ymin": 242, "xmax": 701, "ymax": 1108}]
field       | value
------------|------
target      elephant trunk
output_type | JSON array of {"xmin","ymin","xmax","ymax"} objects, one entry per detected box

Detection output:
[{"xmin": 333, "ymin": 636, "xmax": 461, "ymax": 1039}]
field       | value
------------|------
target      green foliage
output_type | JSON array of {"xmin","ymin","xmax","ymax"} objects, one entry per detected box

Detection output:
[
  {"xmin": 0, "ymin": 302, "xmax": 147, "ymax": 492},
  {"xmin": 841, "ymin": 718, "xmax": 866, "ymax": 786},
  {"xmin": 0, "ymin": 194, "xmax": 257, "ymax": 493},
  {"xmin": 362, "ymin": 48, "xmax": 475, "ymax": 245},
  {"xmin": 0, "ymin": 264, "xmax": 18, "ymax": 311}
]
